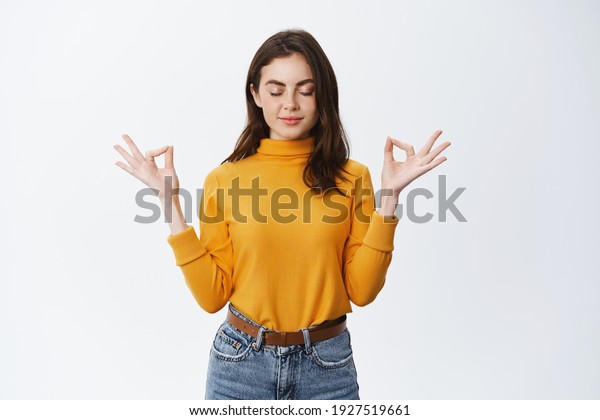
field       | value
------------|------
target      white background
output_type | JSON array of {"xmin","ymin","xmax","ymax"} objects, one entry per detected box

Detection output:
[{"xmin": 1, "ymin": 0, "xmax": 599, "ymax": 399}]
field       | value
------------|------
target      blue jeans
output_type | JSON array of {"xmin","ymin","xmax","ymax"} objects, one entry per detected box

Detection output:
[{"xmin": 205, "ymin": 303, "xmax": 360, "ymax": 400}]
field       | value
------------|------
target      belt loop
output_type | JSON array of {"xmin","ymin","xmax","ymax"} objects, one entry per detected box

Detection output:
[
  {"xmin": 301, "ymin": 328, "xmax": 312, "ymax": 354},
  {"xmin": 253, "ymin": 326, "xmax": 265, "ymax": 351}
]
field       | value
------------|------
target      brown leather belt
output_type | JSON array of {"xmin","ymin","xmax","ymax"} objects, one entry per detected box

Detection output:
[{"xmin": 226, "ymin": 306, "xmax": 347, "ymax": 346}]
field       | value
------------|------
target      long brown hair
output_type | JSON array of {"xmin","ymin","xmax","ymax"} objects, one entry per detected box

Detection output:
[{"xmin": 222, "ymin": 29, "xmax": 350, "ymax": 194}]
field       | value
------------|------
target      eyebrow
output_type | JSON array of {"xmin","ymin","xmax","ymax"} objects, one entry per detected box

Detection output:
[{"xmin": 264, "ymin": 78, "xmax": 314, "ymax": 87}]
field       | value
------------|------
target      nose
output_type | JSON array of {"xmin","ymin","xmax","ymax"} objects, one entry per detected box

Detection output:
[{"xmin": 283, "ymin": 92, "xmax": 299, "ymax": 110}]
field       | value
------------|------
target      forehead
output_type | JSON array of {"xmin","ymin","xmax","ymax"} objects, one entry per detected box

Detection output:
[{"xmin": 260, "ymin": 53, "xmax": 313, "ymax": 84}]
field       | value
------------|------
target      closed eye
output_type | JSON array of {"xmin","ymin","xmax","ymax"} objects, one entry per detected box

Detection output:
[{"xmin": 270, "ymin": 91, "xmax": 314, "ymax": 97}]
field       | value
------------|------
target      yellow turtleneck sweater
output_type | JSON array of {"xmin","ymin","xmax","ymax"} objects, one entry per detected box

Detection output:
[{"xmin": 167, "ymin": 136, "xmax": 399, "ymax": 331}]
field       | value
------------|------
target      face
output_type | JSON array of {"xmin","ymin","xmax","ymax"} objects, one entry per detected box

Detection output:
[{"xmin": 250, "ymin": 53, "xmax": 319, "ymax": 140}]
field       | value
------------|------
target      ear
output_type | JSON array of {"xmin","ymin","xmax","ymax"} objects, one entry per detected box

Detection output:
[{"xmin": 250, "ymin": 83, "xmax": 262, "ymax": 108}]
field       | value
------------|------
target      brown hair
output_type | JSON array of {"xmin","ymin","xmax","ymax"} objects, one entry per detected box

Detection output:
[{"xmin": 222, "ymin": 29, "xmax": 350, "ymax": 194}]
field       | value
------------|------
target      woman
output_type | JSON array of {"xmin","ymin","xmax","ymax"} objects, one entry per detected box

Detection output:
[{"xmin": 114, "ymin": 29, "xmax": 450, "ymax": 400}]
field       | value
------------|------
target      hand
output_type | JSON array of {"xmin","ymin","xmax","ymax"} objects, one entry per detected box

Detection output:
[
  {"xmin": 381, "ymin": 129, "xmax": 451, "ymax": 196},
  {"xmin": 113, "ymin": 134, "xmax": 179, "ymax": 201}
]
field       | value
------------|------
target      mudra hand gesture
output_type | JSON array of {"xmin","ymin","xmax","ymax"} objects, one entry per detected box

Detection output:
[
  {"xmin": 381, "ymin": 129, "xmax": 451, "ymax": 196},
  {"xmin": 113, "ymin": 134, "xmax": 179, "ymax": 201}
]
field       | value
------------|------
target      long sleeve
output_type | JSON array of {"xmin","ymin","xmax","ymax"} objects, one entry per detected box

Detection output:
[
  {"xmin": 342, "ymin": 167, "xmax": 399, "ymax": 306},
  {"xmin": 166, "ymin": 171, "xmax": 234, "ymax": 313}
]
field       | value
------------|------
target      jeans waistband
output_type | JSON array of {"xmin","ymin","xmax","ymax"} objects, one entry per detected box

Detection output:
[{"xmin": 227, "ymin": 303, "xmax": 347, "ymax": 350}]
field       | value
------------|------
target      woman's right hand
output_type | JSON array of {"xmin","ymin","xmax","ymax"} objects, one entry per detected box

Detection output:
[{"xmin": 113, "ymin": 134, "xmax": 179, "ymax": 201}]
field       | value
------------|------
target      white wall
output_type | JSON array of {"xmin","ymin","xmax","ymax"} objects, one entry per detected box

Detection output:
[{"xmin": 1, "ymin": 0, "xmax": 599, "ymax": 399}]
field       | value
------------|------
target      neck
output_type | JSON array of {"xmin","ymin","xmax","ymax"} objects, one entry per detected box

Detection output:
[{"xmin": 256, "ymin": 136, "xmax": 315, "ymax": 157}]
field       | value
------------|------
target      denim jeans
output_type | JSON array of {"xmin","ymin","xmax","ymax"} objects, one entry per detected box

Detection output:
[{"xmin": 205, "ymin": 303, "xmax": 360, "ymax": 400}]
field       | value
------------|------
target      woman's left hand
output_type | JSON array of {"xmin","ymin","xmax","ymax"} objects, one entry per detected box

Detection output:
[{"xmin": 381, "ymin": 129, "xmax": 451, "ymax": 197}]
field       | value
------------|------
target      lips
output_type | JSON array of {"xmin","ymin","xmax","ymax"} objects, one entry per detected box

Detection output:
[{"xmin": 279, "ymin": 116, "xmax": 303, "ymax": 126}]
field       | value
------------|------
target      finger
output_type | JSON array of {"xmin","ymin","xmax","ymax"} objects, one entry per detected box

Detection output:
[
  {"xmin": 165, "ymin": 145, "xmax": 174, "ymax": 169},
  {"xmin": 417, "ymin": 129, "xmax": 443, "ymax": 157},
  {"xmin": 389, "ymin": 137, "xmax": 415, "ymax": 157},
  {"xmin": 121, "ymin": 134, "xmax": 144, "ymax": 161},
  {"xmin": 383, "ymin": 137, "xmax": 395, "ymax": 163},
  {"xmin": 422, "ymin": 141, "xmax": 451, "ymax": 165},
  {"xmin": 418, "ymin": 156, "xmax": 447, "ymax": 176},
  {"xmin": 145, "ymin": 145, "xmax": 169, "ymax": 161},
  {"xmin": 113, "ymin": 144, "xmax": 138, "ymax": 168},
  {"xmin": 115, "ymin": 160, "xmax": 135, "ymax": 175}
]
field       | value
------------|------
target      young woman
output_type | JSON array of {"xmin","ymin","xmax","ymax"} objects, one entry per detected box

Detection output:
[{"xmin": 114, "ymin": 29, "xmax": 450, "ymax": 400}]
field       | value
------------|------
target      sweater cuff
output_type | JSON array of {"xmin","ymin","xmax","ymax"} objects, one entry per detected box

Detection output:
[
  {"xmin": 166, "ymin": 225, "xmax": 207, "ymax": 266},
  {"xmin": 362, "ymin": 211, "xmax": 399, "ymax": 252}
]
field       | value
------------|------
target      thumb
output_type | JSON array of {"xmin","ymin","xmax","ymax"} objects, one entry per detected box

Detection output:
[{"xmin": 383, "ymin": 136, "xmax": 394, "ymax": 163}]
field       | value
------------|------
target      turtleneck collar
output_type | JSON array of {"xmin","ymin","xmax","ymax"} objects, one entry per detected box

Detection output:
[{"xmin": 256, "ymin": 136, "xmax": 315, "ymax": 157}]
